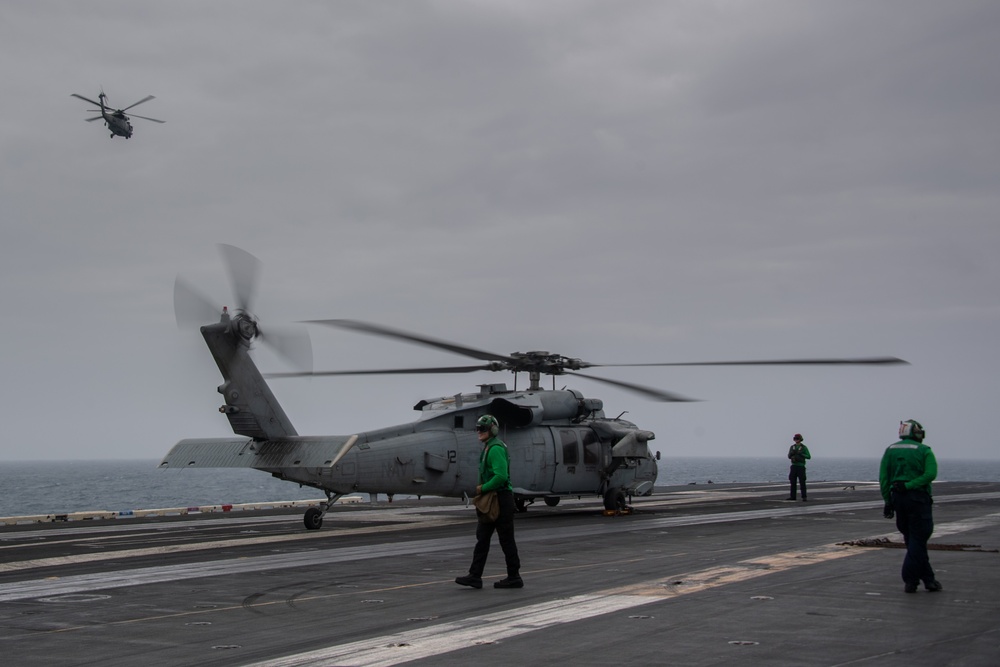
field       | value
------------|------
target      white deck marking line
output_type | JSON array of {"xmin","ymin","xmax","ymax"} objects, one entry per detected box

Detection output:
[
  {"xmin": 0, "ymin": 508, "xmax": 447, "ymax": 543},
  {"xmin": 3, "ymin": 497, "xmax": 997, "ymax": 602},
  {"xmin": 241, "ymin": 512, "xmax": 1000, "ymax": 667},
  {"xmin": 241, "ymin": 594, "xmax": 650, "ymax": 667},
  {"xmin": 0, "ymin": 517, "xmax": 465, "ymax": 574},
  {"xmin": 0, "ymin": 490, "xmax": 978, "ymax": 573}
]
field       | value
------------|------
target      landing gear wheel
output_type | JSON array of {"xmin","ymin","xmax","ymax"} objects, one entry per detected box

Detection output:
[
  {"xmin": 544, "ymin": 496, "xmax": 560, "ymax": 507},
  {"xmin": 603, "ymin": 488, "xmax": 627, "ymax": 512},
  {"xmin": 303, "ymin": 506, "xmax": 324, "ymax": 530},
  {"xmin": 515, "ymin": 497, "xmax": 527, "ymax": 513}
]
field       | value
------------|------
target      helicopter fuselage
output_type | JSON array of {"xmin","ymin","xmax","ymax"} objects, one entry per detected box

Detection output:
[
  {"xmin": 104, "ymin": 111, "xmax": 134, "ymax": 138},
  {"xmin": 160, "ymin": 313, "xmax": 658, "ymax": 521},
  {"xmin": 164, "ymin": 389, "xmax": 658, "ymax": 505}
]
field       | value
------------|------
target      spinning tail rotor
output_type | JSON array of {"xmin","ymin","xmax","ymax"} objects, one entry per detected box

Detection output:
[{"xmin": 173, "ymin": 244, "xmax": 312, "ymax": 372}]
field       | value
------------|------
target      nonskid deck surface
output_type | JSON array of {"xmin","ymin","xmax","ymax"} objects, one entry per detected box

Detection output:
[{"xmin": 2, "ymin": 481, "xmax": 999, "ymax": 667}]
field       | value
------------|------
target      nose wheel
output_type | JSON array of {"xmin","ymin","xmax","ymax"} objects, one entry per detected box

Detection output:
[{"xmin": 603, "ymin": 487, "xmax": 629, "ymax": 512}]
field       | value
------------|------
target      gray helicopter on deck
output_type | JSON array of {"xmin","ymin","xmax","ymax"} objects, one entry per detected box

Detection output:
[
  {"xmin": 71, "ymin": 88, "xmax": 164, "ymax": 138},
  {"xmin": 161, "ymin": 245, "xmax": 908, "ymax": 529}
]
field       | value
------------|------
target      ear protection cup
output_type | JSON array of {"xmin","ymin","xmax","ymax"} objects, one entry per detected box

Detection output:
[{"xmin": 899, "ymin": 420, "xmax": 925, "ymax": 442}]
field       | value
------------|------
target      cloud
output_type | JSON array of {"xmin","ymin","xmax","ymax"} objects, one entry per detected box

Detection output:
[{"xmin": 1, "ymin": 1, "xmax": 998, "ymax": 462}]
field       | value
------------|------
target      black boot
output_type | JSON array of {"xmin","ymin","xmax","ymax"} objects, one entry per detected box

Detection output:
[{"xmin": 494, "ymin": 576, "xmax": 524, "ymax": 589}]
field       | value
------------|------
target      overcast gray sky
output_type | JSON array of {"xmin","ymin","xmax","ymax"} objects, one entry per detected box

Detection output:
[{"xmin": 2, "ymin": 1, "xmax": 998, "ymax": 463}]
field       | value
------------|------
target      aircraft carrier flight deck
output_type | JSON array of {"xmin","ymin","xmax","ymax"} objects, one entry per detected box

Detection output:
[{"xmin": 2, "ymin": 480, "xmax": 999, "ymax": 666}]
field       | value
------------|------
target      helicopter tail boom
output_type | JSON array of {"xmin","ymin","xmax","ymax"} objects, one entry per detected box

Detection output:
[{"xmin": 202, "ymin": 316, "xmax": 299, "ymax": 440}]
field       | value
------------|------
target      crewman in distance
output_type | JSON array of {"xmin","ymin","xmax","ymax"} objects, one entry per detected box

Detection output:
[{"xmin": 787, "ymin": 434, "xmax": 811, "ymax": 501}]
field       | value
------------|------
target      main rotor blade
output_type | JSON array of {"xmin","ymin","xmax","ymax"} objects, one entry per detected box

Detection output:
[
  {"xmin": 265, "ymin": 364, "xmax": 495, "ymax": 379},
  {"xmin": 257, "ymin": 325, "xmax": 313, "ymax": 372},
  {"xmin": 585, "ymin": 356, "xmax": 909, "ymax": 368},
  {"xmin": 569, "ymin": 371, "xmax": 699, "ymax": 402},
  {"xmin": 218, "ymin": 244, "xmax": 260, "ymax": 313},
  {"xmin": 84, "ymin": 116, "xmax": 104, "ymax": 122},
  {"xmin": 174, "ymin": 277, "xmax": 220, "ymax": 328},
  {"xmin": 130, "ymin": 114, "xmax": 166, "ymax": 123},
  {"xmin": 121, "ymin": 95, "xmax": 155, "ymax": 111},
  {"xmin": 306, "ymin": 319, "xmax": 515, "ymax": 363},
  {"xmin": 71, "ymin": 93, "xmax": 103, "ymax": 107}
]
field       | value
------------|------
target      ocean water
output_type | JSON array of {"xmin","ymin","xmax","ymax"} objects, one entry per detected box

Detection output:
[{"xmin": 2, "ymin": 457, "xmax": 999, "ymax": 518}]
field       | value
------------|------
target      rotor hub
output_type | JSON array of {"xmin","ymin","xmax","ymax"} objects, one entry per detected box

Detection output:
[
  {"xmin": 232, "ymin": 312, "xmax": 259, "ymax": 342},
  {"xmin": 507, "ymin": 351, "xmax": 585, "ymax": 375}
]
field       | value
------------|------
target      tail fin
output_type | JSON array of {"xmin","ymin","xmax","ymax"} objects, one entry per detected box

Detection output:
[{"xmin": 203, "ymin": 310, "xmax": 297, "ymax": 440}]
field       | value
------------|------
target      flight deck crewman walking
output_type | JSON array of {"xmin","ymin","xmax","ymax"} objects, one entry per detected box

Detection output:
[
  {"xmin": 456, "ymin": 414, "xmax": 523, "ymax": 590},
  {"xmin": 880, "ymin": 419, "xmax": 942, "ymax": 594},
  {"xmin": 787, "ymin": 434, "xmax": 811, "ymax": 501}
]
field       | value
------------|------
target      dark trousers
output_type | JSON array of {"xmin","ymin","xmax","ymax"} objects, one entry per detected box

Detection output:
[
  {"xmin": 892, "ymin": 489, "xmax": 936, "ymax": 586},
  {"xmin": 469, "ymin": 489, "xmax": 521, "ymax": 578},
  {"xmin": 788, "ymin": 465, "xmax": 807, "ymax": 499}
]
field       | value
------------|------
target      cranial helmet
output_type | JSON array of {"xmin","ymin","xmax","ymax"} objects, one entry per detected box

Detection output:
[
  {"xmin": 899, "ymin": 419, "xmax": 925, "ymax": 442},
  {"xmin": 476, "ymin": 414, "xmax": 500, "ymax": 437},
  {"xmin": 793, "ymin": 434, "xmax": 803, "ymax": 442}
]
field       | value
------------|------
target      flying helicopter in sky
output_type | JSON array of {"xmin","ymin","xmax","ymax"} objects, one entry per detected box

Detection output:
[
  {"xmin": 161, "ymin": 245, "xmax": 909, "ymax": 529},
  {"xmin": 71, "ymin": 88, "xmax": 164, "ymax": 138}
]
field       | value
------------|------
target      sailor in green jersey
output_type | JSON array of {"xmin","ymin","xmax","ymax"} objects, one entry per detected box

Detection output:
[
  {"xmin": 787, "ymin": 434, "xmax": 811, "ymax": 501},
  {"xmin": 455, "ymin": 414, "xmax": 523, "ymax": 590},
  {"xmin": 879, "ymin": 419, "xmax": 942, "ymax": 593}
]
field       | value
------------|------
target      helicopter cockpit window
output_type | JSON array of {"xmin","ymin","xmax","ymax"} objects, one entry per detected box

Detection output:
[
  {"xmin": 582, "ymin": 430, "xmax": 600, "ymax": 467},
  {"xmin": 560, "ymin": 430, "xmax": 579, "ymax": 465}
]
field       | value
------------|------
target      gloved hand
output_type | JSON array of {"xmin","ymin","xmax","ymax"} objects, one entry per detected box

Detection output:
[
  {"xmin": 892, "ymin": 480, "xmax": 907, "ymax": 494},
  {"xmin": 883, "ymin": 503, "xmax": 895, "ymax": 519}
]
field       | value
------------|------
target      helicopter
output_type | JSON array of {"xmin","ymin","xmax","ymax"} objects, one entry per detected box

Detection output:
[
  {"xmin": 71, "ymin": 88, "xmax": 164, "ymax": 138},
  {"xmin": 160, "ymin": 245, "xmax": 909, "ymax": 530}
]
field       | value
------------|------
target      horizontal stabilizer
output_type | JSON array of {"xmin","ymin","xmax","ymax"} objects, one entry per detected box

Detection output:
[{"xmin": 160, "ymin": 436, "xmax": 358, "ymax": 469}]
